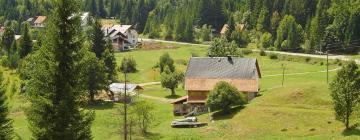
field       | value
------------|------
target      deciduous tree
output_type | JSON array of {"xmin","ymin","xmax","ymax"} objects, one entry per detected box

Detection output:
[
  {"xmin": 160, "ymin": 66, "xmax": 184, "ymax": 96},
  {"xmin": 207, "ymin": 81, "xmax": 246, "ymax": 114},
  {"xmin": 330, "ymin": 61, "xmax": 360, "ymax": 129},
  {"xmin": 159, "ymin": 53, "xmax": 175, "ymax": 73}
]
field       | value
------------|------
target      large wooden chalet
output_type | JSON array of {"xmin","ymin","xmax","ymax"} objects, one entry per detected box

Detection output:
[{"xmin": 171, "ymin": 57, "xmax": 261, "ymax": 115}]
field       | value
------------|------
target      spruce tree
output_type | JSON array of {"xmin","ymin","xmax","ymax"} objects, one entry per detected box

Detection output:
[
  {"xmin": 102, "ymin": 39, "xmax": 117, "ymax": 83},
  {"xmin": 79, "ymin": 44, "xmax": 106, "ymax": 102},
  {"xmin": 91, "ymin": 18, "xmax": 106, "ymax": 59},
  {"xmin": 26, "ymin": 0, "xmax": 94, "ymax": 139},
  {"xmin": 98, "ymin": 0, "xmax": 107, "ymax": 18},
  {"xmin": 0, "ymin": 72, "xmax": 13, "ymax": 140},
  {"xmin": 19, "ymin": 22, "xmax": 33, "ymax": 58}
]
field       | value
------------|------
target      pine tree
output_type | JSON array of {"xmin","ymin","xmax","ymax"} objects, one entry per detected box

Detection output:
[
  {"xmin": 19, "ymin": 22, "xmax": 33, "ymax": 58},
  {"xmin": 88, "ymin": 0, "xmax": 98, "ymax": 16},
  {"xmin": 102, "ymin": 39, "xmax": 117, "ymax": 83},
  {"xmin": 79, "ymin": 45, "xmax": 106, "ymax": 102},
  {"xmin": 26, "ymin": 0, "xmax": 94, "ymax": 139},
  {"xmin": 98, "ymin": 0, "xmax": 107, "ymax": 18},
  {"xmin": 91, "ymin": 18, "xmax": 106, "ymax": 59},
  {"xmin": 0, "ymin": 71, "xmax": 13, "ymax": 140}
]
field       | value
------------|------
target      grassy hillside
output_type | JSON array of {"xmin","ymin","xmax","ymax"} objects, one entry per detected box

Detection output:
[{"xmin": 7, "ymin": 43, "xmax": 360, "ymax": 139}]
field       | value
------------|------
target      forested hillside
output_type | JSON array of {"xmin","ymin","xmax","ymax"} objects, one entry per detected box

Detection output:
[{"xmin": 0, "ymin": 0, "xmax": 359, "ymax": 53}]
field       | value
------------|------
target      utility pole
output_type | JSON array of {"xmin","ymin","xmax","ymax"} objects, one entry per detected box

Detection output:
[
  {"xmin": 282, "ymin": 64, "xmax": 285, "ymax": 86},
  {"xmin": 124, "ymin": 71, "xmax": 128, "ymax": 140},
  {"xmin": 326, "ymin": 46, "xmax": 329, "ymax": 84}
]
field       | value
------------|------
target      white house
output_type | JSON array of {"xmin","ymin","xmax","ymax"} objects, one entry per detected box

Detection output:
[
  {"xmin": 103, "ymin": 24, "xmax": 139, "ymax": 51},
  {"xmin": 80, "ymin": 12, "xmax": 90, "ymax": 27}
]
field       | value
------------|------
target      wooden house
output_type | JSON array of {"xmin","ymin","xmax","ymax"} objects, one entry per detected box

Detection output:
[{"xmin": 172, "ymin": 57, "xmax": 261, "ymax": 115}]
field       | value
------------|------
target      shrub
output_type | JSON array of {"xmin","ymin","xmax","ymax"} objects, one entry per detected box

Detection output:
[
  {"xmin": 159, "ymin": 53, "xmax": 175, "ymax": 73},
  {"xmin": 305, "ymin": 57, "xmax": 311, "ymax": 63},
  {"xmin": 269, "ymin": 54, "xmax": 278, "ymax": 59},
  {"xmin": 260, "ymin": 49, "xmax": 266, "ymax": 56},
  {"xmin": 268, "ymin": 46, "xmax": 275, "ymax": 51},
  {"xmin": 259, "ymin": 32, "xmax": 273, "ymax": 49},
  {"xmin": 120, "ymin": 56, "xmax": 137, "ymax": 73},
  {"xmin": 132, "ymin": 101, "xmax": 155, "ymax": 135},
  {"xmin": 207, "ymin": 81, "xmax": 247, "ymax": 114},
  {"xmin": 242, "ymin": 49, "xmax": 253, "ymax": 55}
]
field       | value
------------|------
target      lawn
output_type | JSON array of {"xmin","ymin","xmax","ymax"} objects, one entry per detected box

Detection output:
[
  {"xmin": 115, "ymin": 42, "xmax": 208, "ymax": 83},
  {"xmin": 7, "ymin": 43, "xmax": 360, "ymax": 139}
]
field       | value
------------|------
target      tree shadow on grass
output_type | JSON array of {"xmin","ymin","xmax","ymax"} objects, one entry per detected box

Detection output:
[
  {"xmin": 165, "ymin": 95, "xmax": 181, "ymax": 99},
  {"xmin": 342, "ymin": 127, "xmax": 360, "ymax": 136},
  {"xmin": 212, "ymin": 106, "xmax": 245, "ymax": 121},
  {"xmin": 144, "ymin": 132, "xmax": 163, "ymax": 140},
  {"xmin": 86, "ymin": 100, "xmax": 114, "ymax": 110}
]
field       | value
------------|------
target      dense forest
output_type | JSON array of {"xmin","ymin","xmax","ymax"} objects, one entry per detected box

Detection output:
[{"xmin": 0, "ymin": 0, "xmax": 359, "ymax": 53}]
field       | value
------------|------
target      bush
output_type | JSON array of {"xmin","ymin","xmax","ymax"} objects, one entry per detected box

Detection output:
[
  {"xmin": 260, "ymin": 49, "xmax": 266, "ymax": 56},
  {"xmin": 268, "ymin": 46, "xmax": 275, "ymax": 51},
  {"xmin": 207, "ymin": 81, "xmax": 246, "ymax": 114},
  {"xmin": 120, "ymin": 56, "xmax": 137, "ymax": 73},
  {"xmin": 242, "ymin": 49, "xmax": 253, "ymax": 55},
  {"xmin": 305, "ymin": 57, "xmax": 311, "ymax": 63},
  {"xmin": 132, "ymin": 101, "xmax": 155, "ymax": 135},
  {"xmin": 259, "ymin": 32, "xmax": 273, "ymax": 49},
  {"xmin": 269, "ymin": 54, "xmax": 278, "ymax": 59},
  {"xmin": 175, "ymin": 59, "xmax": 187, "ymax": 66}
]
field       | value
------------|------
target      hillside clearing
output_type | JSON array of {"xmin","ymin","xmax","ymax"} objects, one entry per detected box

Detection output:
[{"xmin": 8, "ymin": 44, "xmax": 360, "ymax": 139}]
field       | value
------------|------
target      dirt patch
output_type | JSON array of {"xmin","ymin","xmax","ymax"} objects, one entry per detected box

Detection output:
[
  {"xmin": 140, "ymin": 41, "xmax": 178, "ymax": 50},
  {"xmin": 290, "ymin": 90, "xmax": 304, "ymax": 99}
]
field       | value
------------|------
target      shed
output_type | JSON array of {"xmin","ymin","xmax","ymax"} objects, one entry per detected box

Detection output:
[{"xmin": 109, "ymin": 83, "xmax": 143, "ymax": 102}]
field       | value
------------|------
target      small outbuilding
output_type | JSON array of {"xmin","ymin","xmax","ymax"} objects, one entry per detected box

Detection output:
[{"xmin": 108, "ymin": 83, "xmax": 143, "ymax": 102}]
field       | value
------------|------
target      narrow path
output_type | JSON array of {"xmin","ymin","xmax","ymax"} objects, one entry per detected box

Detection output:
[
  {"xmin": 141, "ymin": 38, "xmax": 209, "ymax": 47},
  {"xmin": 139, "ymin": 94, "xmax": 173, "ymax": 103},
  {"xmin": 139, "ymin": 82, "xmax": 161, "ymax": 87}
]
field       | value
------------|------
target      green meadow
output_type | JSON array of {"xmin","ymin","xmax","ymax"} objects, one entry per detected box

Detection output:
[{"xmin": 7, "ymin": 43, "xmax": 360, "ymax": 139}]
